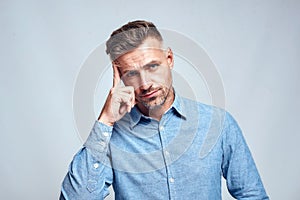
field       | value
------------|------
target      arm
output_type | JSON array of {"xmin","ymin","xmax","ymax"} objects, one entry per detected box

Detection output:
[
  {"xmin": 60, "ymin": 63, "xmax": 135, "ymax": 199},
  {"xmin": 60, "ymin": 121, "xmax": 113, "ymax": 200},
  {"xmin": 221, "ymin": 112, "xmax": 269, "ymax": 199}
]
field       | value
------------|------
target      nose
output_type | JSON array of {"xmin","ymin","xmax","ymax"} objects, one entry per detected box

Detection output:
[{"xmin": 139, "ymin": 71, "xmax": 151, "ymax": 90}]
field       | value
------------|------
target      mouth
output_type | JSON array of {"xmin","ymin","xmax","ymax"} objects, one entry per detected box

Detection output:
[{"xmin": 140, "ymin": 89, "xmax": 160, "ymax": 99}]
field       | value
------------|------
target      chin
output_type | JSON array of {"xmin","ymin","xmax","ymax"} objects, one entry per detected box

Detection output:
[{"xmin": 141, "ymin": 97, "xmax": 166, "ymax": 109}]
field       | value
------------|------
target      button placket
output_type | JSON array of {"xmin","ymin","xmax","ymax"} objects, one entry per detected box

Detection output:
[{"xmin": 158, "ymin": 120, "xmax": 175, "ymax": 198}]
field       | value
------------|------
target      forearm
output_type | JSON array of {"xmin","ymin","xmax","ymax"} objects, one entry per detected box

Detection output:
[{"xmin": 60, "ymin": 121, "xmax": 113, "ymax": 200}]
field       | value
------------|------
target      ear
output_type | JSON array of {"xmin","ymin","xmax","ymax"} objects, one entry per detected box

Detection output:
[{"xmin": 166, "ymin": 47, "xmax": 174, "ymax": 69}]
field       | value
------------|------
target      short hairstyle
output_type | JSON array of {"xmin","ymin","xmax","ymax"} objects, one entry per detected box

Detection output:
[{"xmin": 106, "ymin": 20, "xmax": 163, "ymax": 61}]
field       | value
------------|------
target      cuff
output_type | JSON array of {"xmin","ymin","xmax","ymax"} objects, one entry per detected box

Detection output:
[{"xmin": 83, "ymin": 121, "xmax": 113, "ymax": 161}]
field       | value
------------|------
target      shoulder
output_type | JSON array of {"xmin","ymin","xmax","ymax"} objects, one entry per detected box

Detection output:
[
  {"xmin": 179, "ymin": 96, "xmax": 240, "ymax": 132},
  {"xmin": 179, "ymin": 96, "xmax": 226, "ymax": 117}
]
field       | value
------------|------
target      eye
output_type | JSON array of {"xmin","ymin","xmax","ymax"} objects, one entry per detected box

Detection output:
[
  {"xmin": 147, "ymin": 63, "xmax": 159, "ymax": 70},
  {"xmin": 125, "ymin": 70, "xmax": 139, "ymax": 77}
]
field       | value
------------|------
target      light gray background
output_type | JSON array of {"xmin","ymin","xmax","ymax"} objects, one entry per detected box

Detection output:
[{"xmin": 1, "ymin": 0, "xmax": 299, "ymax": 199}]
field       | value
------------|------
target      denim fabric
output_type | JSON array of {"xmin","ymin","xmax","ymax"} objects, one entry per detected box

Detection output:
[{"xmin": 60, "ymin": 94, "xmax": 269, "ymax": 200}]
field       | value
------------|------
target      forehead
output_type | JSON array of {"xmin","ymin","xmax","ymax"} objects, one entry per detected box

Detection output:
[{"xmin": 116, "ymin": 38, "xmax": 164, "ymax": 68}]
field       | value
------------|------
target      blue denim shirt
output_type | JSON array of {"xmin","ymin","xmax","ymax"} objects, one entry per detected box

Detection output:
[{"xmin": 60, "ymin": 94, "xmax": 269, "ymax": 199}]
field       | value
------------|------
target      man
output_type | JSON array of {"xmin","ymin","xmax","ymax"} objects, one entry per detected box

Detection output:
[{"xmin": 60, "ymin": 20, "xmax": 269, "ymax": 199}]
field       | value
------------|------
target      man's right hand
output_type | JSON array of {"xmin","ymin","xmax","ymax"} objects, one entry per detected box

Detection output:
[{"xmin": 98, "ymin": 63, "xmax": 136, "ymax": 126}]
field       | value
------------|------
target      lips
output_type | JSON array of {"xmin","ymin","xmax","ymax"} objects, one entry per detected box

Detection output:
[{"xmin": 140, "ymin": 89, "xmax": 159, "ymax": 99}]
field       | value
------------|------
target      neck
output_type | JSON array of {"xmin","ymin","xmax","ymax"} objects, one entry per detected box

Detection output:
[{"xmin": 137, "ymin": 88, "xmax": 175, "ymax": 121}]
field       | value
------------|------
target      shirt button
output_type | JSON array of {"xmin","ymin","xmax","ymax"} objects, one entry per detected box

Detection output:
[
  {"xmin": 169, "ymin": 178, "xmax": 175, "ymax": 183},
  {"xmin": 99, "ymin": 141, "xmax": 106, "ymax": 147},
  {"xmin": 165, "ymin": 151, "xmax": 170, "ymax": 156},
  {"xmin": 93, "ymin": 163, "xmax": 99, "ymax": 169},
  {"xmin": 103, "ymin": 132, "xmax": 109, "ymax": 137},
  {"xmin": 159, "ymin": 126, "xmax": 164, "ymax": 131}
]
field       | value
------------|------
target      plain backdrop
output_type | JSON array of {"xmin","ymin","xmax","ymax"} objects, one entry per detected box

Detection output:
[{"xmin": 1, "ymin": 0, "xmax": 299, "ymax": 199}]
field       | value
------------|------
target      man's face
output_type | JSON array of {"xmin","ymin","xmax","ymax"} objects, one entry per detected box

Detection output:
[{"xmin": 116, "ymin": 37, "xmax": 174, "ymax": 110}]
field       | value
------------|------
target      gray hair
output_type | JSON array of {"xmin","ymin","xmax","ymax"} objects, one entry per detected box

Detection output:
[{"xmin": 106, "ymin": 20, "xmax": 163, "ymax": 61}]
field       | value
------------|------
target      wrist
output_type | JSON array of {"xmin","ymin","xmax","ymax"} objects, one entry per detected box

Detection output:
[{"xmin": 98, "ymin": 115, "xmax": 114, "ymax": 127}]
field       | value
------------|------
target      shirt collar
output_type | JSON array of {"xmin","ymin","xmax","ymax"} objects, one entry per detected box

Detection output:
[{"xmin": 129, "ymin": 90, "xmax": 187, "ymax": 128}]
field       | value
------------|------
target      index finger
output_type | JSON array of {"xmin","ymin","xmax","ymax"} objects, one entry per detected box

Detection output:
[{"xmin": 112, "ymin": 62, "xmax": 121, "ymax": 87}]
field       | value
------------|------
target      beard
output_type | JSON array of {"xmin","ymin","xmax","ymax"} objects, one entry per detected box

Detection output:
[{"xmin": 137, "ymin": 85, "xmax": 172, "ymax": 109}]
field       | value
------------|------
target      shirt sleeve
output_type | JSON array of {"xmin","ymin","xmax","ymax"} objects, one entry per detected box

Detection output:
[
  {"xmin": 221, "ymin": 112, "xmax": 269, "ymax": 199},
  {"xmin": 60, "ymin": 121, "xmax": 114, "ymax": 200}
]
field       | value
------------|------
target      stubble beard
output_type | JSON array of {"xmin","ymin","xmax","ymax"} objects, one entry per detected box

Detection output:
[{"xmin": 139, "ymin": 85, "xmax": 173, "ymax": 110}]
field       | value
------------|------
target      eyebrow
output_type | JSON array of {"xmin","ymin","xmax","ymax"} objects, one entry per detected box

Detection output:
[
  {"xmin": 144, "ymin": 60, "xmax": 161, "ymax": 68},
  {"xmin": 121, "ymin": 60, "xmax": 161, "ymax": 74}
]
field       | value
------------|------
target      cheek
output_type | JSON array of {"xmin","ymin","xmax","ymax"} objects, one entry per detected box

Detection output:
[
  {"xmin": 153, "ymin": 67, "xmax": 171, "ymax": 80},
  {"xmin": 155, "ymin": 70, "xmax": 172, "ymax": 85}
]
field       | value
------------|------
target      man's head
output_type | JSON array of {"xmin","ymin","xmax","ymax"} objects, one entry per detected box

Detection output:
[{"xmin": 106, "ymin": 20, "xmax": 174, "ymax": 112}]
